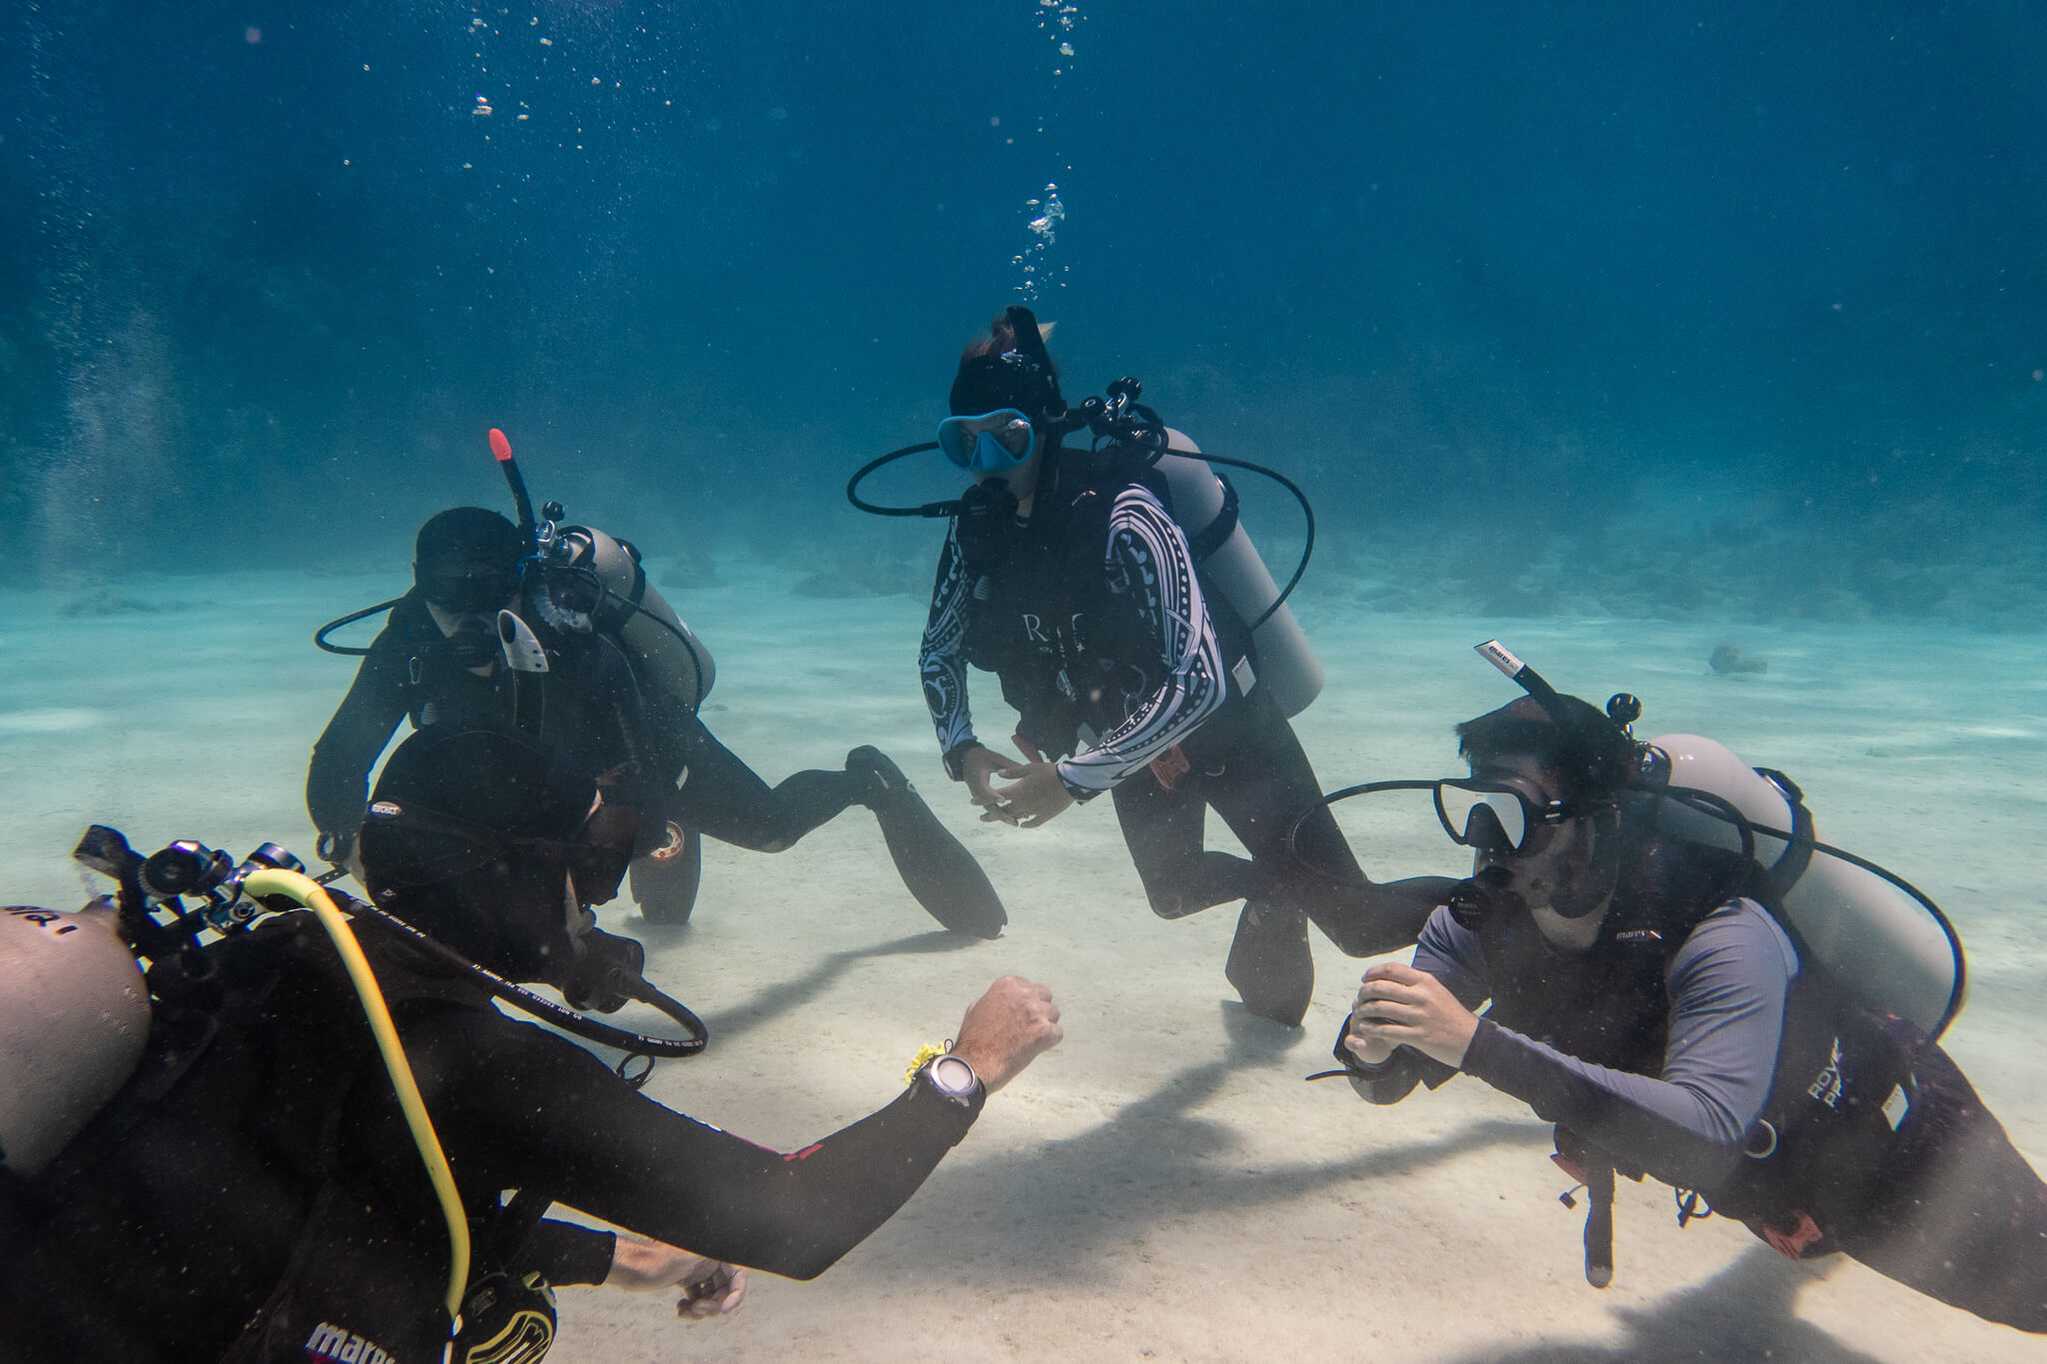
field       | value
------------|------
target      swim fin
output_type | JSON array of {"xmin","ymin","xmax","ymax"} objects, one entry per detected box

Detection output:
[
  {"xmin": 1225, "ymin": 900, "xmax": 1313, "ymax": 1027},
  {"xmin": 629, "ymin": 819, "xmax": 702, "ymax": 926},
  {"xmin": 847, "ymin": 746, "xmax": 1006, "ymax": 939}
]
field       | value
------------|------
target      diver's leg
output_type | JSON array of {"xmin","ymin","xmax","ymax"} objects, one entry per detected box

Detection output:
[
  {"xmin": 1113, "ymin": 714, "xmax": 1310, "ymax": 1025},
  {"xmin": 1108, "ymin": 754, "xmax": 1265, "ymax": 918},
  {"xmin": 672, "ymin": 723, "xmax": 861, "ymax": 853},
  {"xmin": 1829, "ymin": 1045, "xmax": 2047, "ymax": 1332},
  {"xmin": 1204, "ymin": 690, "xmax": 1439, "ymax": 957}
]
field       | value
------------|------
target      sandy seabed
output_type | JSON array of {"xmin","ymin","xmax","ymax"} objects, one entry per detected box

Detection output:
[{"xmin": 2, "ymin": 560, "xmax": 2041, "ymax": 1363}]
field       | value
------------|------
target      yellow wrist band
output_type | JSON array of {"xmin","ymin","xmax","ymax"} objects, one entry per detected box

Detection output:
[{"xmin": 903, "ymin": 1040, "xmax": 951, "ymax": 1086}]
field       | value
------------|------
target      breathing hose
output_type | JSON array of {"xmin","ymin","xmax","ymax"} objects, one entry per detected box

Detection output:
[{"xmin": 239, "ymin": 868, "xmax": 471, "ymax": 1324}]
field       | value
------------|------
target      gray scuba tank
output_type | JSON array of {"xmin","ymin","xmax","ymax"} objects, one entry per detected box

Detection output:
[
  {"xmin": 1158, "ymin": 429, "xmax": 1324, "ymax": 717},
  {"xmin": 1650, "ymin": 733, "xmax": 1962, "ymax": 1038},
  {"xmin": 533, "ymin": 524, "xmax": 716, "ymax": 720},
  {"xmin": 0, "ymin": 900, "xmax": 151, "ymax": 1176}
]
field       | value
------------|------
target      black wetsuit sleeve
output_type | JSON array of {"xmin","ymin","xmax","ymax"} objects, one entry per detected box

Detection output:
[
  {"xmin": 425, "ymin": 1012, "xmax": 983, "ymax": 1281},
  {"xmin": 306, "ymin": 634, "xmax": 410, "ymax": 837},
  {"xmin": 1459, "ymin": 902, "xmax": 1795, "ymax": 1190},
  {"xmin": 1348, "ymin": 907, "xmax": 1483, "ymax": 1104},
  {"xmin": 918, "ymin": 525, "xmax": 978, "ymax": 763},
  {"xmin": 525, "ymin": 1220, "xmax": 616, "ymax": 1287}
]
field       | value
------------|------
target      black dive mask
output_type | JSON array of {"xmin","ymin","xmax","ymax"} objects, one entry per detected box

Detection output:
[{"xmin": 418, "ymin": 557, "xmax": 519, "ymax": 616}]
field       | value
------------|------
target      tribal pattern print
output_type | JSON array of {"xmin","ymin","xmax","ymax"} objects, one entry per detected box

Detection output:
[
  {"xmin": 1056, "ymin": 486, "xmax": 1224, "ymax": 794},
  {"xmin": 918, "ymin": 522, "xmax": 978, "ymax": 757}
]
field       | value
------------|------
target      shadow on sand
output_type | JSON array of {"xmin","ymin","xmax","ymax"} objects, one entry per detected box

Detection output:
[{"xmin": 1448, "ymin": 1245, "xmax": 1876, "ymax": 1363}]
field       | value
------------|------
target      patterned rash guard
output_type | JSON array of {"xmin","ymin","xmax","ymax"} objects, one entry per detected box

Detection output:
[{"xmin": 919, "ymin": 484, "xmax": 1228, "ymax": 800}]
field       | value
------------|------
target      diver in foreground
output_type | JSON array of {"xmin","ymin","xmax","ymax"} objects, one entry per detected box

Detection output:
[
  {"xmin": 309, "ymin": 445, "xmax": 1004, "ymax": 937},
  {"xmin": 2, "ymin": 728, "xmax": 1059, "ymax": 1363},
  {"xmin": 886, "ymin": 306, "xmax": 1446, "ymax": 1024},
  {"xmin": 1323, "ymin": 642, "xmax": 2044, "ymax": 1332}
]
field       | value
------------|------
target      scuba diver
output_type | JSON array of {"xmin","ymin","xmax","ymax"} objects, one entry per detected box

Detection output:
[
  {"xmin": 309, "ymin": 451, "xmax": 1005, "ymax": 938},
  {"xmin": 891, "ymin": 306, "xmax": 1446, "ymax": 1025},
  {"xmin": 2, "ymin": 728, "xmax": 1062, "ymax": 1363},
  {"xmin": 1323, "ymin": 641, "xmax": 2044, "ymax": 1332}
]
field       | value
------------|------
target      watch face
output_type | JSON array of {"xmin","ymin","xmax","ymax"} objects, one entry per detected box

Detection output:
[{"xmin": 930, "ymin": 1055, "xmax": 977, "ymax": 1095}]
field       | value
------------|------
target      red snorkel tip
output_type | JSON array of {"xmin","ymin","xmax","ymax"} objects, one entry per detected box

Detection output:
[{"xmin": 488, "ymin": 427, "xmax": 514, "ymax": 463}]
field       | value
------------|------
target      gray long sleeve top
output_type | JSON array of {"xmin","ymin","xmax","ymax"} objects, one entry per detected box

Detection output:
[{"xmin": 1351, "ymin": 899, "xmax": 1801, "ymax": 1191}]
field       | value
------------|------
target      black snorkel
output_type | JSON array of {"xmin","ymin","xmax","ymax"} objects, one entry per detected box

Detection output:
[{"xmin": 490, "ymin": 426, "xmax": 537, "ymax": 536}]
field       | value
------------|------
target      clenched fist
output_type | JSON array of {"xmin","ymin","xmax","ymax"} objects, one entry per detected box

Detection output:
[{"xmin": 951, "ymin": 976, "xmax": 1063, "ymax": 1092}]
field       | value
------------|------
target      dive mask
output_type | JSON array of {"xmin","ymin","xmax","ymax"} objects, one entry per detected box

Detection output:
[
  {"xmin": 1310, "ymin": 778, "xmax": 1590, "ymax": 857},
  {"xmin": 418, "ymin": 556, "xmax": 520, "ymax": 614},
  {"xmin": 1435, "ymin": 778, "xmax": 1591, "ymax": 854},
  {"xmin": 937, "ymin": 408, "xmax": 1040, "ymax": 473}
]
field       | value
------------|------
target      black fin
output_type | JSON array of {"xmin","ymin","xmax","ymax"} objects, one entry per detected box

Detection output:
[
  {"xmin": 848, "ymin": 747, "xmax": 1006, "ymax": 939},
  {"xmin": 1225, "ymin": 900, "xmax": 1313, "ymax": 1026}
]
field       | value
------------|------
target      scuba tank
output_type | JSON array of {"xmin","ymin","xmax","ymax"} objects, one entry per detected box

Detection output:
[
  {"xmin": 527, "ymin": 523, "xmax": 716, "ymax": 717},
  {"xmin": 0, "ymin": 901, "xmax": 151, "ymax": 1177},
  {"xmin": 1647, "ymin": 733, "xmax": 1964, "ymax": 1039},
  {"xmin": 1152, "ymin": 427, "xmax": 1323, "ymax": 718}
]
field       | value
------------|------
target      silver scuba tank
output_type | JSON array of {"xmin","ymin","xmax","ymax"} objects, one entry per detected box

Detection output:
[
  {"xmin": 1650, "ymin": 732, "xmax": 1963, "ymax": 1037},
  {"xmin": 544, "ymin": 523, "xmax": 716, "ymax": 714},
  {"xmin": 1158, "ymin": 429, "xmax": 1324, "ymax": 717},
  {"xmin": 0, "ymin": 900, "xmax": 151, "ymax": 1176}
]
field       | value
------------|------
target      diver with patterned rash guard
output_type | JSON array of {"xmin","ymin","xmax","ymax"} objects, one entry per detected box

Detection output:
[
  {"xmin": 917, "ymin": 307, "xmax": 1449, "ymax": 1025},
  {"xmin": 309, "ymin": 505, "xmax": 1003, "ymax": 937},
  {"xmin": 1330, "ymin": 654, "xmax": 2046, "ymax": 1331},
  {"xmin": 3, "ymin": 729, "xmax": 1061, "ymax": 1363}
]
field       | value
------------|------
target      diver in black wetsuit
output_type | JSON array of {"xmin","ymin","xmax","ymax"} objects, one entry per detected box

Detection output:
[
  {"xmin": 3, "ymin": 729, "xmax": 1062, "ymax": 1363},
  {"xmin": 914, "ymin": 307, "xmax": 1448, "ymax": 1025},
  {"xmin": 1331, "ymin": 668, "xmax": 2046, "ymax": 1332},
  {"xmin": 309, "ymin": 506, "xmax": 1003, "ymax": 936}
]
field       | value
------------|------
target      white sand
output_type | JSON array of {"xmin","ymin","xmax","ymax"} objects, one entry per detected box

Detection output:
[{"xmin": 2, "ymin": 565, "xmax": 2040, "ymax": 1362}]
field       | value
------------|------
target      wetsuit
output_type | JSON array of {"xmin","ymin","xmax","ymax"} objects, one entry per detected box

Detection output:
[
  {"xmin": 307, "ymin": 594, "xmax": 870, "ymax": 862},
  {"xmin": 0, "ymin": 913, "xmax": 982, "ymax": 1363},
  {"xmin": 1350, "ymin": 890, "xmax": 2047, "ymax": 1331},
  {"xmin": 919, "ymin": 460, "xmax": 1430, "ymax": 955}
]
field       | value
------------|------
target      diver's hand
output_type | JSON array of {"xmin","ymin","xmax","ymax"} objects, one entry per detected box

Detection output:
[
  {"xmin": 604, "ymin": 1236, "xmax": 747, "ymax": 1320},
  {"xmin": 961, "ymin": 745, "xmax": 1023, "ymax": 825},
  {"xmin": 1349, "ymin": 963, "xmax": 1478, "ymax": 1069},
  {"xmin": 987, "ymin": 760, "xmax": 1076, "ymax": 828},
  {"xmin": 1342, "ymin": 985, "xmax": 1399, "ymax": 1069},
  {"xmin": 952, "ymin": 976, "xmax": 1063, "ymax": 1092}
]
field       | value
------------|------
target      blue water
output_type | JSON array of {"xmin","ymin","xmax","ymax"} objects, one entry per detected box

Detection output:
[{"xmin": 4, "ymin": 2, "xmax": 2043, "ymax": 619}]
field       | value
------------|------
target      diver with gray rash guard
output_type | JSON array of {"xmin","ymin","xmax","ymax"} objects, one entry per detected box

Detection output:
[{"xmin": 1327, "ymin": 648, "xmax": 2046, "ymax": 1331}]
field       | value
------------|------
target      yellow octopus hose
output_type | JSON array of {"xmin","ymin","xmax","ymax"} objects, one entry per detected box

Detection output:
[{"xmin": 239, "ymin": 868, "xmax": 470, "ymax": 1324}]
